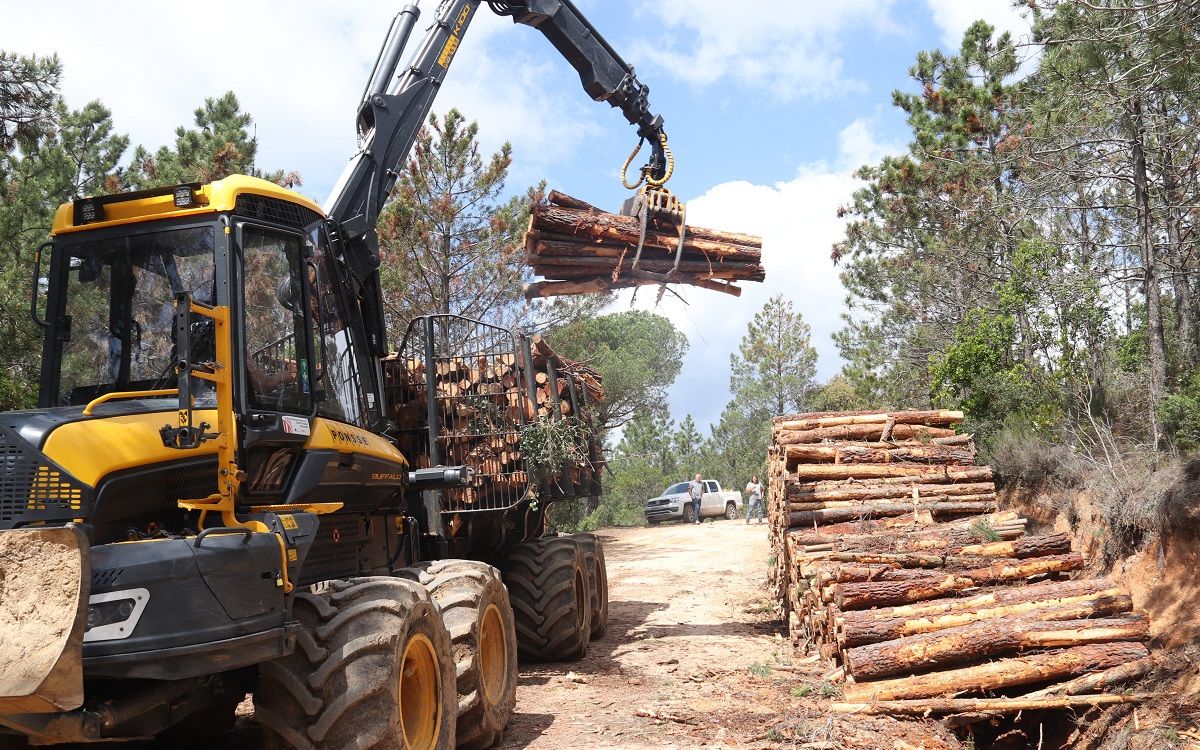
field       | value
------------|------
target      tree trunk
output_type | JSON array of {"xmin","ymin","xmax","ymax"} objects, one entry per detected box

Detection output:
[
  {"xmin": 775, "ymin": 410, "xmax": 964, "ymax": 431},
  {"xmin": 833, "ymin": 554, "xmax": 1085, "ymax": 609},
  {"xmin": 1130, "ymin": 97, "xmax": 1165, "ymax": 444},
  {"xmin": 788, "ymin": 501, "xmax": 997, "ymax": 528},
  {"xmin": 777, "ymin": 424, "xmax": 959, "ymax": 445},
  {"xmin": 840, "ymin": 592, "xmax": 1133, "ymax": 648},
  {"xmin": 844, "ymin": 615, "xmax": 1148, "ymax": 680},
  {"xmin": 840, "ymin": 641, "xmax": 1149, "ymax": 702},
  {"xmin": 830, "ymin": 694, "xmax": 1145, "ymax": 717}
]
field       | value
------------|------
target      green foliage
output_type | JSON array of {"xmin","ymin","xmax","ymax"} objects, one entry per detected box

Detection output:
[
  {"xmin": 969, "ymin": 520, "xmax": 1003, "ymax": 543},
  {"xmin": 0, "ymin": 51, "xmax": 61, "ymax": 152},
  {"xmin": 126, "ymin": 92, "xmax": 297, "ymax": 189},
  {"xmin": 808, "ymin": 373, "xmax": 871, "ymax": 413},
  {"xmin": 730, "ymin": 294, "xmax": 818, "ymax": 417},
  {"xmin": 0, "ymin": 53, "xmax": 130, "ymax": 409},
  {"xmin": 520, "ymin": 416, "xmax": 588, "ymax": 484},
  {"xmin": 547, "ymin": 310, "xmax": 688, "ymax": 432},
  {"xmin": 1159, "ymin": 377, "xmax": 1200, "ymax": 450}
]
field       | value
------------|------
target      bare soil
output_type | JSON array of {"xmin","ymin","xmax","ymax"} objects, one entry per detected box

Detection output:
[{"xmin": 496, "ymin": 520, "xmax": 962, "ymax": 750}]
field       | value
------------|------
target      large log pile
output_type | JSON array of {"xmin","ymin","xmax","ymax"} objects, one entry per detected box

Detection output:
[
  {"xmin": 767, "ymin": 409, "xmax": 1155, "ymax": 723},
  {"xmin": 522, "ymin": 191, "xmax": 765, "ymax": 298},
  {"xmin": 383, "ymin": 332, "xmax": 604, "ymax": 509}
]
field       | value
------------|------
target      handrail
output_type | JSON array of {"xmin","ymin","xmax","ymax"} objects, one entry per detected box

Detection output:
[{"xmin": 82, "ymin": 388, "xmax": 178, "ymax": 416}]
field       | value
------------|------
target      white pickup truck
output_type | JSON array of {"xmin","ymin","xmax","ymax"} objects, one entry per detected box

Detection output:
[{"xmin": 644, "ymin": 479, "xmax": 743, "ymax": 524}]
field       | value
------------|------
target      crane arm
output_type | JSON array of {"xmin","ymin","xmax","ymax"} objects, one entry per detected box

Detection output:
[{"xmin": 324, "ymin": 0, "xmax": 669, "ymax": 357}]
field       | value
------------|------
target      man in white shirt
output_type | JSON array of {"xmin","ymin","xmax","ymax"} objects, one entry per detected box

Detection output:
[{"xmin": 745, "ymin": 475, "xmax": 764, "ymax": 524}]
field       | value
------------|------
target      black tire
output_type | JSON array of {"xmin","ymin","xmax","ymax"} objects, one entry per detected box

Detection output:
[
  {"xmin": 572, "ymin": 533, "xmax": 609, "ymax": 639},
  {"xmin": 256, "ymin": 576, "xmax": 456, "ymax": 750},
  {"xmin": 724, "ymin": 502, "xmax": 737, "ymax": 521},
  {"xmin": 399, "ymin": 560, "xmax": 517, "ymax": 750},
  {"xmin": 683, "ymin": 503, "xmax": 697, "ymax": 524},
  {"xmin": 502, "ymin": 536, "xmax": 591, "ymax": 662}
]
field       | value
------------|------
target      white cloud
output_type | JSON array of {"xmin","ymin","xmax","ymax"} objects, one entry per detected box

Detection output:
[
  {"xmin": 616, "ymin": 119, "xmax": 903, "ymax": 431},
  {"xmin": 2, "ymin": 1, "xmax": 598, "ymax": 201},
  {"xmin": 630, "ymin": 0, "xmax": 899, "ymax": 99},
  {"xmin": 923, "ymin": 0, "xmax": 1033, "ymax": 49}
]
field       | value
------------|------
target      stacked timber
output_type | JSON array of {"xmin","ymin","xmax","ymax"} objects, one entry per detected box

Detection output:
[
  {"xmin": 382, "ymin": 334, "xmax": 604, "ymax": 506},
  {"xmin": 522, "ymin": 191, "xmax": 764, "ymax": 298},
  {"xmin": 768, "ymin": 409, "xmax": 1155, "ymax": 723}
]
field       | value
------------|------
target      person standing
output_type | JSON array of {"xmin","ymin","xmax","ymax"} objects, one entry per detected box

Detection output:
[
  {"xmin": 688, "ymin": 473, "xmax": 704, "ymax": 524},
  {"xmin": 745, "ymin": 475, "xmax": 764, "ymax": 524}
]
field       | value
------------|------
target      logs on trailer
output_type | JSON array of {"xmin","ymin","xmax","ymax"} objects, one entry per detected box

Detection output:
[
  {"xmin": 522, "ymin": 191, "xmax": 764, "ymax": 298},
  {"xmin": 383, "ymin": 331, "xmax": 604, "ymax": 506},
  {"xmin": 766, "ymin": 408, "xmax": 1157, "ymax": 724}
]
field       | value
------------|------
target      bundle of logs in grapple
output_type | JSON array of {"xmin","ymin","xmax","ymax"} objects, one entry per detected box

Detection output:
[
  {"xmin": 521, "ymin": 191, "xmax": 765, "ymax": 298},
  {"xmin": 767, "ymin": 409, "xmax": 1156, "ymax": 723},
  {"xmin": 383, "ymin": 334, "xmax": 604, "ymax": 505}
]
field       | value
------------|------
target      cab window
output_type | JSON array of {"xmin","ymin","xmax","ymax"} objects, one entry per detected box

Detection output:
[{"xmin": 241, "ymin": 226, "xmax": 312, "ymax": 414}]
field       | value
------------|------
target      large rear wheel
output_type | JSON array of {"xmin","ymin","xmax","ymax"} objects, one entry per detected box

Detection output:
[
  {"xmin": 502, "ymin": 536, "xmax": 591, "ymax": 662},
  {"xmin": 399, "ymin": 560, "xmax": 517, "ymax": 750},
  {"xmin": 572, "ymin": 533, "xmax": 609, "ymax": 639},
  {"xmin": 256, "ymin": 576, "xmax": 456, "ymax": 750}
]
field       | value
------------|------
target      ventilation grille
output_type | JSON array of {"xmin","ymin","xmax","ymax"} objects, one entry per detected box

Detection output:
[
  {"xmin": 0, "ymin": 425, "xmax": 92, "ymax": 528},
  {"xmin": 235, "ymin": 194, "xmax": 322, "ymax": 231},
  {"xmin": 92, "ymin": 568, "xmax": 124, "ymax": 590}
]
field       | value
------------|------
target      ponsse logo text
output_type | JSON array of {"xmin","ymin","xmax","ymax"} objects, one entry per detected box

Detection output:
[{"xmin": 328, "ymin": 427, "xmax": 370, "ymax": 447}]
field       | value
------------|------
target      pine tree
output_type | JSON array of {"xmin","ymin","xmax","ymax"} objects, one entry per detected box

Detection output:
[
  {"xmin": 376, "ymin": 109, "xmax": 541, "ymax": 334},
  {"xmin": 125, "ymin": 92, "xmax": 299, "ymax": 189},
  {"xmin": 730, "ymin": 294, "xmax": 818, "ymax": 416}
]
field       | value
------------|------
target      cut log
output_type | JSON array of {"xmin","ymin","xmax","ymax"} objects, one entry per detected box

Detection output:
[
  {"xmin": 834, "ymin": 554, "xmax": 1085, "ymax": 610},
  {"xmin": 783, "ymin": 444, "xmax": 977, "ymax": 466},
  {"xmin": 844, "ymin": 615, "xmax": 1149, "ymax": 680},
  {"xmin": 789, "ymin": 481, "xmax": 996, "ymax": 503},
  {"xmin": 839, "ymin": 592, "xmax": 1134, "ymax": 647},
  {"xmin": 791, "ymin": 464, "xmax": 986, "ymax": 481},
  {"xmin": 777, "ymin": 424, "xmax": 959, "ymax": 445},
  {"xmin": 830, "ymin": 694, "xmax": 1148, "ymax": 716},
  {"xmin": 788, "ymin": 493, "xmax": 997, "ymax": 512},
  {"xmin": 788, "ymin": 501, "xmax": 997, "ymax": 528},
  {"xmin": 530, "ymin": 204, "xmax": 763, "ymax": 258},
  {"xmin": 776, "ymin": 410, "xmax": 964, "ymax": 431},
  {"xmin": 840, "ymin": 641, "xmax": 1150, "ymax": 702},
  {"xmin": 790, "ymin": 469, "xmax": 996, "ymax": 492},
  {"xmin": 524, "ymin": 274, "xmax": 742, "ymax": 298},
  {"xmin": 1020, "ymin": 655, "xmax": 1158, "ymax": 698},
  {"xmin": 840, "ymin": 578, "xmax": 1113, "ymax": 624}
]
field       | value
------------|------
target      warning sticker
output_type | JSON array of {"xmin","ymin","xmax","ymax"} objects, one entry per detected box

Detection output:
[{"xmin": 281, "ymin": 415, "xmax": 311, "ymax": 436}]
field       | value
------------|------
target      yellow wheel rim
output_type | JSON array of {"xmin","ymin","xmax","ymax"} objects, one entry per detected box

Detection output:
[
  {"xmin": 575, "ymin": 568, "xmax": 587, "ymax": 631},
  {"xmin": 479, "ymin": 603, "xmax": 508, "ymax": 705},
  {"xmin": 399, "ymin": 632, "xmax": 441, "ymax": 749}
]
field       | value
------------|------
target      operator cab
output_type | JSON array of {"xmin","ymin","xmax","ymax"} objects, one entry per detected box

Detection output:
[{"xmin": 39, "ymin": 176, "xmax": 382, "ymax": 430}]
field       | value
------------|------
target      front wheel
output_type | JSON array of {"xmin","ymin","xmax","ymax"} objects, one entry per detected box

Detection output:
[
  {"xmin": 256, "ymin": 577, "xmax": 456, "ymax": 750},
  {"xmin": 398, "ymin": 561, "xmax": 517, "ymax": 750},
  {"xmin": 683, "ymin": 504, "xmax": 697, "ymax": 524}
]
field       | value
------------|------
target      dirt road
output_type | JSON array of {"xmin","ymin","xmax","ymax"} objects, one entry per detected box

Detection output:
[{"xmin": 499, "ymin": 519, "xmax": 784, "ymax": 749}]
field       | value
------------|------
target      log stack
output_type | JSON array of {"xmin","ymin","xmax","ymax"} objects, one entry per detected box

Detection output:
[
  {"xmin": 522, "ymin": 191, "xmax": 765, "ymax": 298},
  {"xmin": 767, "ymin": 409, "xmax": 1155, "ymax": 723},
  {"xmin": 383, "ymin": 331, "xmax": 604, "ymax": 509}
]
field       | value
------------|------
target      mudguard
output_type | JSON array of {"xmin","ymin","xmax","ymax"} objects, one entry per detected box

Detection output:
[{"xmin": 0, "ymin": 525, "xmax": 90, "ymax": 714}]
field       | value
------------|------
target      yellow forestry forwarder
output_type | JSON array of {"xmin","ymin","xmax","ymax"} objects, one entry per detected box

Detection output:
[{"xmin": 0, "ymin": 1, "xmax": 678, "ymax": 747}]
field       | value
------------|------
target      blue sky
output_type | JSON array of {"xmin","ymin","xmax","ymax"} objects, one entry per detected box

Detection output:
[{"xmin": 5, "ymin": 0, "xmax": 1031, "ymax": 433}]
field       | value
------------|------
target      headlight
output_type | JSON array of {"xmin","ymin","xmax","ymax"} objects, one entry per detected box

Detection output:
[{"xmin": 84, "ymin": 588, "xmax": 149, "ymax": 642}]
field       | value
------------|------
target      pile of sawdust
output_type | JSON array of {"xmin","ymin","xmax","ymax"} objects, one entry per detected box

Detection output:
[{"xmin": 0, "ymin": 528, "xmax": 85, "ymax": 692}]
